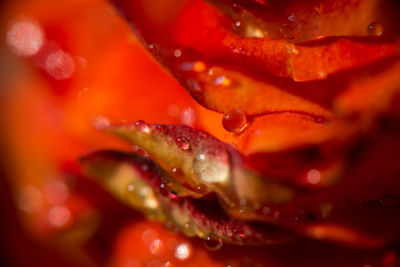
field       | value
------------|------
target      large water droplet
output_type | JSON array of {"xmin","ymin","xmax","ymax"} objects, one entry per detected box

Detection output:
[
  {"xmin": 135, "ymin": 120, "xmax": 151, "ymax": 133},
  {"xmin": 367, "ymin": 21, "xmax": 383, "ymax": 36},
  {"xmin": 280, "ymin": 13, "xmax": 301, "ymax": 40},
  {"xmin": 204, "ymin": 233, "xmax": 223, "ymax": 251},
  {"xmin": 222, "ymin": 110, "xmax": 248, "ymax": 133}
]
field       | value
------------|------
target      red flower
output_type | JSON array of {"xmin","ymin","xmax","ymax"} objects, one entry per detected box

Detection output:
[{"xmin": 1, "ymin": 0, "xmax": 399, "ymax": 266}]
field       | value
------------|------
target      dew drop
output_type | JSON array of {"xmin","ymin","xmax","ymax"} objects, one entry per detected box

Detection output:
[
  {"xmin": 213, "ymin": 75, "xmax": 232, "ymax": 87},
  {"xmin": 222, "ymin": 110, "xmax": 248, "ymax": 133},
  {"xmin": 234, "ymin": 21, "xmax": 241, "ymax": 28},
  {"xmin": 159, "ymin": 183, "xmax": 170, "ymax": 197},
  {"xmin": 132, "ymin": 145, "xmax": 149, "ymax": 157},
  {"xmin": 204, "ymin": 233, "xmax": 223, "ymax": 251},
  {"xmin": 232, "ymin": 3, "xmax": 244, "ymax": 14},
  {"xmin": 367, "ymin": 21, "xmax": 383, "ymax": 36},
  {"xmin": 148, "ymin": 44, "xmax": 160, "ymax": 54},
  {"xmin": 175, "ymin": 137, "xmax": 191, "ymax": 151},
  {"xmin": 135, "ymin": 120, "xmax": 151, "ymax": 133},
  {"xmin": 280, "ymin": 13, "xmax": 301, "ymax": 40}
]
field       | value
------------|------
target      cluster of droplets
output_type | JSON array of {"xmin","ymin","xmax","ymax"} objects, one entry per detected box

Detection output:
[
  {"xmin": 6, "ymin": 17, "xmax": 76, "ymax": 81},
  {"xmin": 18, "ymin": 177, "xmax": 72, "ymax": 229}
]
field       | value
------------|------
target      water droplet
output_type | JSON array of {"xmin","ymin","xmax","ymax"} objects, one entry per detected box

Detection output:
[
  {"xmin": 135, "ymin": 120, "xmax": 151, "ymax": 133},
  {"xmin": 44, "ymin": 49, "xmax": 75, "ymax": 80},
  {"xmin": 213, "ymin": 75, "xmax": 232, "ymax": 87},
  {"xmin": 173, "ymin": 49, "xmax": 182, "ymax": 58},
  {"xmin": 234, "ymin": 21, "xmax": 241, "ymax": 28},
  {"xmin": 92, "ymin": 115, "xmax": 110, "ymax": 130},
  {"xmin": 132, "ymin": 145, "xmax": 149, "ymax": 157},
  {"xmin": 222, "ymin": 110, "xmax": 248, "ymax": 133},
  {"xmin": 148, "ymin": 44, "xmax": 160, "ymax": 54},
  {"xmin": 127, "ymin": 184, "xmax": 135, "ymax": 192},
  {"xmin": 286, "ymin": 44, "xmax": 299, "ymax": 55},
  {"xmin": 280, "ymin": 13, "xmax": 301, "ymax": 40},
  {"xmin": 307, "ymin": 169, "xmax": 321, "ymax": 184},
  {"xmin": 159, "ymin": 183, "xmax": 170, "ymax": 197},
  {"xmin": 204, "ymin": 233, "xmax": 223, "ymax": 251},
  {"xmin": 232, "ymin": 3, "xmax": 244, "ymax": 14},
  {"xmin": 7, "ymin": 18, "xmax": 44, "ymax": 57},
  {"xmin": 367, "ymin": 21, "xmax": 383, "ymax": 36},
  {"xmin": 239, "ymin": 198, "xmax": 247, "ymax": 206},
  {"xmin": 175, "ymin": 137, "xmax": 191, "ymax": 151},
  {"xmin": 48, "ymin": 205, "xmax": 71, "ymax": 228},
  {"xmin": 180, "ymin": 61, "xmax": 206, "ymax": 72},
  {"xmin": 174, "ymin": 242, "xmax": 192, "ymax": 260}
]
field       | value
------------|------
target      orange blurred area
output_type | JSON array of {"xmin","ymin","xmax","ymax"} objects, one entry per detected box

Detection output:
[{"xmin": 0, "ymin": 0, "xmax": 225, "ymax": 265}]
